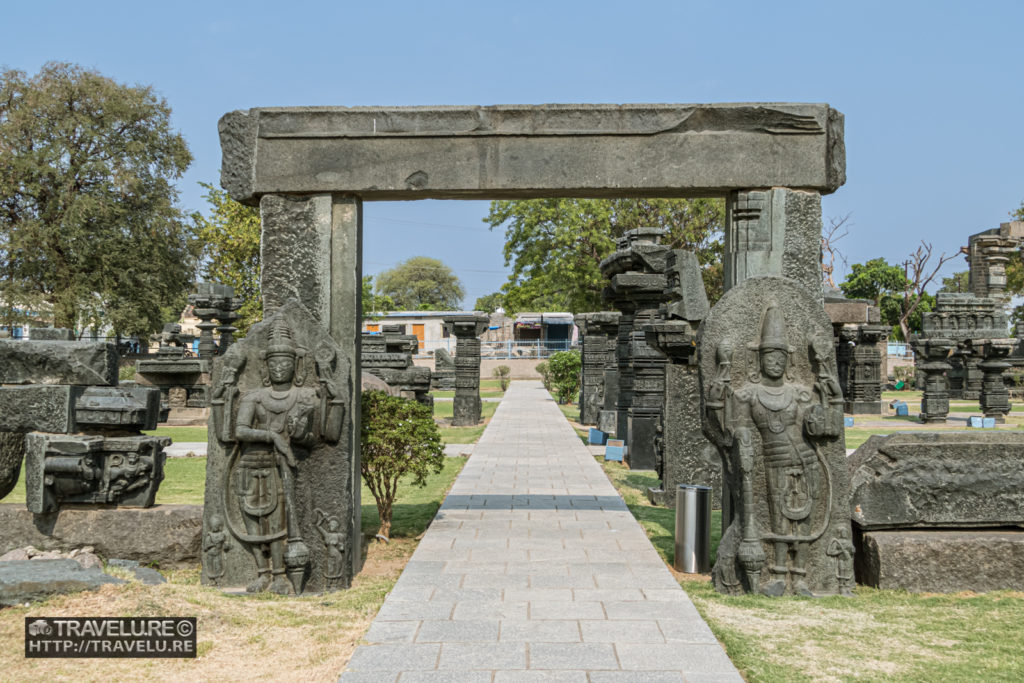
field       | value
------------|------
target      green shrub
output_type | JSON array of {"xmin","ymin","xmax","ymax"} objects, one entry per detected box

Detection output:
[
  {"xmin": 361, "ymin": 391, "xmax": 444, "ymax": 539},
  {"xmin": 492, "ymin": 365, "xmax": 511, "ymax": 391},
  {"xmin": 547, "ymin": 350, "xmax": 581, "ymax": 404},
  {"xmin": 535, "ymin": 361, "xmax": 552, "ymax": 391}
]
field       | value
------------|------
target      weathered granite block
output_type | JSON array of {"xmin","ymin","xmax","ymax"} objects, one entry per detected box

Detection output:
[
  {"xmin": 849, "ymin": 432, "xmax": 1024, "ymax": 529},
  {"xmin": 856, "ymin": 530, "xmax": 1024, "ymax": 593},
  {"xmin": 0, "ymin": 504, "xmax": 203, "ymax": 568},
  {"xmin": 74, "ymin": 386, "xmax": 162, "ymax": 431},
  {"xmin": 0, "ymin": 340, "xmax": 118, "ymax": 386},
  {"xmin": 0, "ymin": 385, "xmax": 84, "ymax": 433},
  {"xmin": 0, "ymin": 433, "xmax": 24, "ymax": 499},
  {"xmin": 0, "ymin": 559, "xmax": 124, "ymax": 607}
]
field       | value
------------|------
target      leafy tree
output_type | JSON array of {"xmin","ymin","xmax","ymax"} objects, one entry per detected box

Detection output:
[
  {"xmin": 475, "ymin": 292, "xmax": 505, "ymax": 314},
  {"xmin": 0, "ymin": 62, "xmax": 197, "ymax": 336},
  {"xmin": 838, "ymin": 258, "xmax": 906, "ymax": 303},
  {"xmin": 938, "ymin": 271, "xmax": 970, "ymax": 293},
  {"xmin": 360, "ymin": 391, "xmax": 444, "ymax": 539},
  {"xmin": 1013, "ymin": 201, "xmax": 1024, "ymax": 221},
  {"xmin": 362, "ymin": 275, "xmax": 395, "ymax": 320},
  {"xmin": 193, "ymin": 183, "xmax": 261, "ymax": 334},
  {"xmin": 375, "ymin": 256, "xmax": 464, "ymax": 310},
  {"xmin": 547, "ymin": 350, "xmax": 582, "ymax": 404},
  {"xmin": 485, "ymin": 198, "xmax": 724, "ymax": 314}
]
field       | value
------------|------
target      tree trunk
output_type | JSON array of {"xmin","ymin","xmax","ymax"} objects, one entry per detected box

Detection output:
[{"xmin": 377, "ymin": 499, "xmax": 393, "ymax": 540}]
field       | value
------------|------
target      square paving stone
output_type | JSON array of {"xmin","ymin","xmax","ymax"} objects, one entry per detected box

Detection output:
[
  {"xmin": 346, "ymin": 643, "xmax": 440, "ymax": 672},
  {"xmin": 657, "ymin": 619, "xmax": 719, "ymax": 644},
  {"xmin": 587, "ymin": 672, "xmax": 686, "ymax": 682},
  {"xmin": 529, "ymin": 601, "xmax": 605, "ymax": 620},
  {"xmin": 376, "ymin": 601, "xmax": 454, "ymax": 621},
  {"xmin": 338, "ymin": 672, "xmax": 399, "ymax": 682},
  {"xmin": 527, "ymin": 642, "xmax": 619, "ymax": 669},
  {"xmin": 416, "ymin": 620, "xmax": 500, "ymax": 643},
  {"xmin": 397, "ymin": 673, "xmax": 492, "ymax": 683},
  {"xmin": 493, "ymin": 671, "xmax": 588, "ymax": 682},
  {"xmin": 364, "ymin": 620, "xmax": 420, "ymax": 644},
  {"xmin": 615, "ymin": 643, "xmax": 737, "ymax": 673},
  {"xmin": 580, "ymin": 619, "xmax": 665, "ymax": 643},
  {"xmin": 437, "ymin": 642, "xmax": 526, "ymax": 670},
  {"xmin": 451, "ymin": 600, "xmax": 528, "ymax": 620},
  {"xmin": 498, "ymin": 620, "xmax": 581, "ymax": 642}
]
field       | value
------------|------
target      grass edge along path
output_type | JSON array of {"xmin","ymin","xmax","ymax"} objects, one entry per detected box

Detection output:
[
  {"xmin": 0, "ymin": 457, "xmax": 467, "ymax": 683},
  {"xmin": 600, "ymin": 459, "xmax": 1024, "ymax": 682}
]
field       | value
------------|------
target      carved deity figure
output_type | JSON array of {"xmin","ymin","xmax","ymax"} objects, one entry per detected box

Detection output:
[
  {"xmin": 104, "ymin": 452, "xmax": 153, "ymax": 502},
  {"xmin": 707, "ymin": 303, "xmax": 843, "ymax": 596},
  {"xmin": 826, "ymin": 526, "xmax": 855, "ymax": 596},
  {"xmin": 215, "ymin": 316, "xmax": 345, "ymax": 594},
  {"xmin": 203, "ymin": 514, "xmax": 230, "ymax": 584},
  {"xmin": 315, "ymin": 508, "xmax": 345, "ymax": 590}
]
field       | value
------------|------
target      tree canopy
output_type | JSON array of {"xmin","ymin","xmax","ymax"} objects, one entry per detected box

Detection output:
[
  {"xmin": 484, "ymin": 198, "xmax": 724, "ymax": 314},
  {"xmin": 0, "ymin": 62, "xmax": 197, "ymax": 336},
  {"xmin": 374, "ymin": 256, "xmax": 464, "ymax": 310},
  {"xmin": 474, "ymin": 292, "xmax": 504, "ymax": 314},
  {"xmin": 193, "ymin": 183, "xmax": 261, "ymax": 334},
  {"xmin": 362, "ymin": 275, "xmax": 395, "ymax": 319}
]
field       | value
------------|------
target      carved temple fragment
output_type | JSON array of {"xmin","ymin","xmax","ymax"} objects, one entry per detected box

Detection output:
[
  {"xmin": 575, "ymin": 312, "xmax": 620, "ymax": 426},
  {"xmin": 443, "ymin": 314, "xmax": 488, "ymax": 427},
  {"xmin": 700, "ymin": 276, "xmax": 851, "ymax": 596},
  {"xmin": 202, "ymin": 303, "xmax": 352, "ymax": 594}
]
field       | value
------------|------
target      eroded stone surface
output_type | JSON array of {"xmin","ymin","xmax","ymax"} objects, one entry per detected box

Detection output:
[
  {"xmin": 0, "ymin": 340, "xmax": 118, "ymax": 386},
  {"xmin": 849, "ymin": 432, "xmax": 1024, "ymax": 529},
  {"xmin": 0, "ymin": 559, "xmax": 124, "ymax": 607},
  {"xmin": 857, "ymin": 530, "xmax": 1024, "ymax": 592}
]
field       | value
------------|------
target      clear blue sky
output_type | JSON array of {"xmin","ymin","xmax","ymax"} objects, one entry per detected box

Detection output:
[{"xmin": 6, "ymin": 0, "xmax": 1023, "ymax": 307}]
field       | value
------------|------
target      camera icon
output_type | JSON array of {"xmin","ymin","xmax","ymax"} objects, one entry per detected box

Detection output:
[{"xmin": 28, "ymin": 619, "xmax": 52, "ymax": 636}]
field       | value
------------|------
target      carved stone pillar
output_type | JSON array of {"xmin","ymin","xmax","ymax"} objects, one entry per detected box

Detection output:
[
  {"xmin": 845, "ymin": 324, "xmax": 887, "ymax": 414},
  {"xmin": 445, "ymin": 314, "xmax": 488, "ymax": 427},
  {"xmin": 600, "ymin": 228, "xmax": 673, "ymax": 471},
  {"xmin": 575, "ymin": 312, "xmax": 619, "ymax": 426},
  {"xmin": 977, "ymin": 339, "xmax": 1014, "ymax": 422},
  {"xmin": 913, "ymin": 338, "xmax": 954, "ymax": 423},
  {"xmin": 724, "ymin": 188, "xmax": 824, "ymax": 302}
]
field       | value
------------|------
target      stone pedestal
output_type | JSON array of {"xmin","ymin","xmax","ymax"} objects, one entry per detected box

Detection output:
[
  {"xmin": 444, "ymin": 314, "xmax": 489, "ymax": 427},
  {"xmin": 575, "ymin": 312, "xmax": 620, "ymax": 426},
  {"xmin": 977, "ymin": 339, "xmax": 1014, "ymax": 422},
  {"xmin": 912, "ymin": 337, "xmax": 954, "ymax": 423}
]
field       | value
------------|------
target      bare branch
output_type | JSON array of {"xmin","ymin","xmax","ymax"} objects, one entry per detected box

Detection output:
[{"xmin": 821, "ymin": 213, "xmax": 852, "ymax": 288}]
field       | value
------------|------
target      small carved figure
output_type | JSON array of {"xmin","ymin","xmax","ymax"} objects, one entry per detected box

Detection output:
[
  {"xmin": 826, "ymin": 527, "xmax": 855, "ymax": 596},
  {"xmin": 204, "ymin": 514, "xmax": 230, "ymax": 583},
  {"xmin": 315, "ymin": 508, "xmax": 345, "ymax": 590},
  {"xmin": 104, "ymin": 452, "xmax": 153, "ymax": 502}
]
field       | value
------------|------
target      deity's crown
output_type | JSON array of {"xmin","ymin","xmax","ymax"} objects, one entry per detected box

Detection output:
[
  {"xmin": 758, "ymin": 303, "xmax": 788, "ymax": 352},
  {"xmin": 266, "ymin": 316, "xmax": 296, "ymax": 358}
]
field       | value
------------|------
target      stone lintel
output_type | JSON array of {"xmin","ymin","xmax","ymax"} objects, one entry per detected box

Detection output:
[
  {"xmin": 220, "ymin": 103, "xmax": 845, "ymax": 204},
  {"xmin": 0, "ymin": 341, "xmax": 119, "ymax": 386}
]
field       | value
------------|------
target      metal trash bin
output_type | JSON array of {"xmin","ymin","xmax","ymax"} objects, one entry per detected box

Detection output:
[{"xmin": 674, "ymin": 484, "xmax": 711, "ymax": 573}]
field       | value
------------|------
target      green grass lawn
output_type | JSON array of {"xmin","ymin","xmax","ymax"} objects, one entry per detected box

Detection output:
[
  {"xmin": 143, "ymin": 426, "xmax": 208, "ymax": 442},
  {"xmin": 601, "ymin": 453, "xmax": 1024, "ymax": 682}
]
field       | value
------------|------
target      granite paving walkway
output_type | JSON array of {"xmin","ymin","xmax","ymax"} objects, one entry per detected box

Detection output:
[{"xmin": 341, "ymin": 380, "xmax": 741, "ymax": 682}]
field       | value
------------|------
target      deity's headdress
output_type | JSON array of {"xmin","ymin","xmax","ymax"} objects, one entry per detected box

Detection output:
[
  {"xmin": 267, "ymin": 317, "xmax": 296, "ymax": 358},
  {"xmin": 758, "ymin": 303, "xmax": 789, "ymax": 352}
]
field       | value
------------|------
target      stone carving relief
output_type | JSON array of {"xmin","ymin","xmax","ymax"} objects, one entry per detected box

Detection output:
[{"xmin": 700, "ymin": 276, "xmax": 852, "ymax": 596}]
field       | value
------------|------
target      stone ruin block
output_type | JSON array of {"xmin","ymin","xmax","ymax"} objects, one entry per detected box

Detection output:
[
  {"xmin": 849, "ymin": 431, "xmax": 1024, "ymax": 592},
  {"xmin": 24, "ymin": 433, "xmax": 168, "ymax": 514},
  {"xmin": 701, "ymin": 276, "xmax": 851, "ymax": 596},
  {"xmin": 0, "ymin": 386, "xmax": 85, "ymax": 434},
  {"xmin": 849, "ymin": 432, "xmax": 1024, "ymax": 530},
  {"xmin": 29, "ymin": 328, "xmax": 75, "ymax": 341},
  {"xmin": 444, "ymin": 314, "xmax": 488, "ymax": 427},
  {"xmin": 0, "ymin": 339, "xmax": 119, "ymax": 386},
  {"xmin": 431, "ymin": 348, "xmax": 457, "ymax": 391}
]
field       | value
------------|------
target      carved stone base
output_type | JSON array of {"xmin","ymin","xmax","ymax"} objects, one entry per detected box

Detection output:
[{"xmin": 856, "ymin": 529, "xmax": 1024, "ymax": 593}]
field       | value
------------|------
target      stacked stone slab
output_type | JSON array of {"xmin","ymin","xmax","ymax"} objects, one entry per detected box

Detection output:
[
  {"xmin": 600, "ymin": 228, "xmax": 674, "ymax": 471},
  {"xmin": 188, "ymin": 282, "xmax": 243, "ymax": 359},
  {"xmin": 0, "ymin": 333, "xmax": 166, "ymax": 512},
  {"xmin": 444, "ymin": 314, "xmax": 489, "ymax": 426},
  {"xmin": 643, "ymin": 251, "xmax": 719, "ymax": 508},
  {"xmin": 135, "ymin": 323, "xmax": 208, "ymax": 425},
  {"xmin": 574, "ymin": 312, "xmax": 620, "ymax": 426},
  {"xmin": 849, "ymin": 432, "xmax": 1024, "ymax": 592},
  {"xmin": 362, "ymin": 324, "xmax": 432, "ymax": 409}
]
